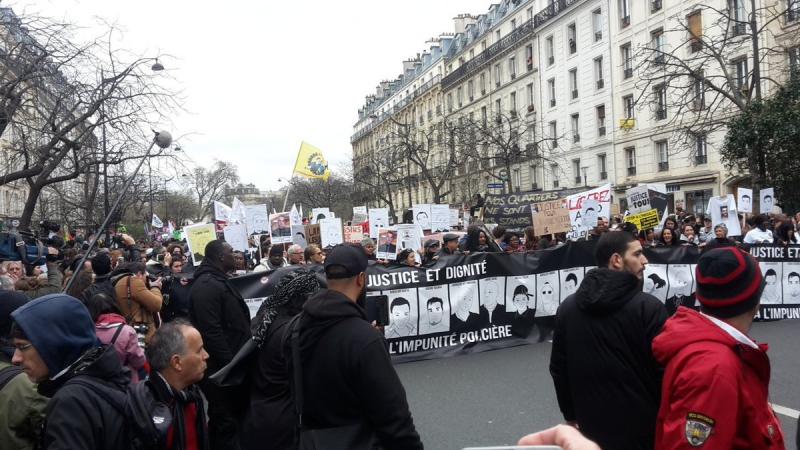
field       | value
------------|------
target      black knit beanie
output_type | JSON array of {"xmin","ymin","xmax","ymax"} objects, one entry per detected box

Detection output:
[{"xmin": 695, "ymin": 247, "xmax": 764, "ymax": 318}]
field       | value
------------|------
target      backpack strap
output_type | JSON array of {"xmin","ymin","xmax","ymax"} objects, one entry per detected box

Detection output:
[
  {"xmin": 283, "ymin": 313, "xmax": 305, "ymax": 428},
  {"xmin": 0, "ymin": 365, "xmax": 23, "ymax": 391}
]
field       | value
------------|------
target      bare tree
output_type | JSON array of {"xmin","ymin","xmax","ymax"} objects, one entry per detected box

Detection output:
[
  {"xmin": 353, "ymin": 146, "xmax": 406, "ymax": 220},
  {"xmin": 286, "ymin": 173, "xmax": 354, "ymax": 220},
  {"xmin": 632, "ymin": 1, "xmax": 800, "ymax": 186},
  {"xmin": 0, "ymin": 9, "xmax": 181, "ymax": 228},
  {"xmin": 184, "ymin": 160, "xmax": 239, "ymax": 222}
]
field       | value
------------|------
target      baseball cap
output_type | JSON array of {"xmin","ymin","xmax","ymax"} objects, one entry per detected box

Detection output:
[
  {"xmin": 324, "ymin": 244, "xmax": 368, "ymax": 279},
  {"xmin": 695, "ymin": 247, "xmax": 764, "ymax": 318}
]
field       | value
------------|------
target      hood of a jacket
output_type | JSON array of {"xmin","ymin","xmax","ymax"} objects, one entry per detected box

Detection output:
[
  {"xmin": 298, "ymin": 289, "xmax": 366, "ymax": 351},
  {"xmin": 11, "ymin": 294, "xmax": 101, "ymax": 378},
  {"xmin": 95, "ymin": 313, "xmax": 126, "ymax": 327},
  {"xmin": 193, "ymin": 261, "xmax": 230, "ymax": 282},
  {"xmin": 574, "ymin": 268, "xmax": 643, "ymax": 315},
  {"xmin": 652, "ymin": 307, "xmax": 771, "ymax": 383},
  {"xmin": 38, "ymin": 344, "xmax": 129, "ymax": 398}
]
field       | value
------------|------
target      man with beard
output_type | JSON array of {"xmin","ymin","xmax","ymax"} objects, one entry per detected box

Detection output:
[
  {"xmin": 423, "ymin": 297, "xmax": 448, "ymax": 333},
  {"xmin": 385, "ymin": 297, "xmax": 417, "ymax": 338},
  {"xmin": 286, "ymin": 244, "xmax": 422, "ymax": 449},
  {"xmin": 550, "ymin": 231, "xmax": 668, "ymax": 450}
]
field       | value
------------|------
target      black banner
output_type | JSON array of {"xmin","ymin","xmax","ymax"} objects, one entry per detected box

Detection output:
[
  {"xmin": 230, "ymin": 243, "xmax": 800, "ymax": 363},
  {"xmin": 482, "ymin": 188, "xmax": 583, "ymax": 229}
]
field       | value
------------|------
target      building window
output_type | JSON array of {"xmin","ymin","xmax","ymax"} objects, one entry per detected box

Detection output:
[
  {"xmin": 734, "ymin": 57, "xmax": 749, "ymax": 92},
  {"xmin": 790, "ymin": 47, "xmax": 800, "ymax": 77},
  {"xmin": 481, "ymin": 106, "xmax": 487, "ymax": 125},
  {"xmin": 548, "ymin": 78, "xmax": 556, "ymax": 107},
  {"xmin": 482, "ymin": 40, "xmax": 487, "ymax": 51},
  {"xmin": 457, "ymin": 87, "xmax": 463, "ymax": 108},
  {"xmin": 468, "ymin": 80, "xmax": 475, "ymax": 101},
  {"xmin": 789, "ymin": 0, "xmax": 800, "ymax": 22},
  {"xmin": 526, "ymin": 45, "xmax": 534, "ymax": 71},
  {"xmin": 622, "ymin": 43, "xmax": 633, "ymax": 79},
  {"xmin": 569, "ymin": 69, "xmax": 578, "ymax": 99},
  {"xmin": 546, "ymin": 36, "xmax": 555, "ymax": 66},
  {"xmin": 730, "ymin": 0, "xmax": 747, "ymax": 35},
  {"xmin": 480, "ymin": 72, "xmax": 487, "ymax": 94},
  {"xmin": 573, "ymin": 159, "xmax": 582, "ymax": 185},
  {"xmin": 620, "ymin": 0, "xmax": 631, "ymax": 27},
  {"xmin": 527, "ymin": 7, "xmax": 534, "ymax": 21},
  {"xmin": 551, "ymin": 164, "xmax": 560, "ymax": 188},
  {"xmin": 651, "ymin": 29, "xmax": 665, "ymax": 64},
  {"xmin": 470, "ymin": 49, "xmax": 475, "ymax": 60},
  {"xmin": 693, "ymin": 72, "xmax": 706, "ymax": 109},
  {"xmin": 594, "ymin": 57, "xmax": 604, "ymax": 89},
  {"xmin": 531, "ymin": 164, "xmax": 539, "ymax": 188},
  {"xmin": 652, "ymin": 0, "xmax": 663, "ymax": 12},
  {"xmin": 688, "ymin": 11, "xmax": 703, "ymax": 52},
  {"xmin": 596, "ymin": 104, "xmax": 606, "ymax": 136},
  {"xmin": 654, "ymin": 84, "xmax": 667, "ymax": 120},
  {"xmin": 510, "ymin": 92, "xmax": 517, "ymax": 116},
  {"xmin": 623, "ymin": 95, "xmax": 635, "ymax": 118},
  {"xmin": 509, "ymin": 57, "xmax": 517, "ymax": 79},
  {"xmin": 625, "ymin": 147, "xmax": 636, "ymax": 176},
  {"xmin": 571, "ymin": 113, "xmax": 580, "ymax": 142},
  {"xmin": 598, "ymin": 154, "xmax": 607, "ymax": 180},
  {"xmin": 527, "ymin": 83, "xmax": 534, "ymax": 110},
  {"xmin": 592, "ymin": 9, "xmax": 603, "ymax": 41},
  {"xmin": 511, "ymin": 19, "xmax": 517, "ymax": 30},
  {"xmin": 447, "ymin": 93, "xmax": 453, "ymax": 113},
  {"xmin": 549, "ymin": 121, "xmax": 558, "ymax": 149},
  {"xmin": 495, "ymin": 98, "xmax": 502, "ymax": 123},
  {"xmin": 567, "ymin": 23, "xmax": 577, "ymax": 54},
  {"xmin": 496, "ymin": 30, "xmax": 501, "ymax": 42},
  {"xmin": 494, "ymin": 64, "xmax": 502, "ymax": 87},
  {"xmin": 656, "ymin": 140, "xmax": 669, "ymax": 171},
  {"xmin": 695, "ymin": 133, "xmax": 708, "ymax": 164}
]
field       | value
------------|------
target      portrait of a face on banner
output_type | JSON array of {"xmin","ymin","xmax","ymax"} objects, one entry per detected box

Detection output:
[
  {"xmin": 377, "ymin": 228, "xmax": 398, "ymax": 260},
  {"xmin": 567, "ymin": 184, "xmax": 612, "ymax": 240},
  {"xmin": 291, "ymin": 224, "xmax": 308, "ymax": 248},
  {"xmin": 737, "ymin": 188, "xmax": 753, "ymax": 214},
  {"xmin": 369, "ymin": 208, "xmax": 390, "ymax": 239},
  {"xmin": 269, "ymin": 212, "xmax": 293, "ymax": 244},
  {"xmin": 413, "ymin": 204, "xmax": 432, "ymax": 230},
  {"xmin": 311, "ymin": 207, "xmax": 332, "ymax": 225},
  {"xmin": 319, "ymin": 217, "xmax": 343, "ymax": 248}
]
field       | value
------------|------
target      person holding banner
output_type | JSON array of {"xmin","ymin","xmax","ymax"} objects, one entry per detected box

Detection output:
[
  {"xmin": 743, "ymin": 215, "xmax": 774, "ymax": 244},
  {"xmin": 550, "ymin": 232, "xmax": 668, "ymax": 450}
]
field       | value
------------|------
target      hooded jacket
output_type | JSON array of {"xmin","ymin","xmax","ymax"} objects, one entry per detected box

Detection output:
[
  {"xmin": 95, "ymin": 313, "xmax": 145, "ymax": 383},
  {"xmin": 550, "ymin": 268, "xmax": 668, "ymax": 450},
  {"xmin": 652, "ymin": 307, "xmax": 785, "ymax": 449},
  {"xmin": 189, "ymin": 262, "xmax": 251, "ymax": 374},
  {"xmin": 289, "ymin": 289, "xmax": 423, "ymax": 450},
  {"xmin": 11, "ymin": 294, "xmax": 130, "ymax": 450},
  {"xmin": 112, "ymin": 271, "xmax": 163, "ymax": 343}
]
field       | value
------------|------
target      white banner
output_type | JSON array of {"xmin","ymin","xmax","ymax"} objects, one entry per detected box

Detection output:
[
  {"xmin": 320, "ymin": 217, "xmax": 343, "ymax": 247},
  {"xmin": 245, "ymin": 204, "xmax": 269, "ymax": 235},
  {"xmin": 214, "ymin": 201, "xmax": 232, "ymax": 222},
  {"xmin": 626, "ymin": 185, "xmax": 651, "ymax": 214},
  {"xmin": 737, "ymin": 188, "xmax": 753, "ymax": 214},
  {"xmin": 312, "ymin": 207, "xmax": 332, "ymax": 224},
  {"xmin": 760, "ymin": 188, "xmax": 775, "ymax": 214}
]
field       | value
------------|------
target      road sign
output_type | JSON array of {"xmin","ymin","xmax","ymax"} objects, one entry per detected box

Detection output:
[{"xmin": 487, "ymin": 183, "xmax": 504, "ymax": 189}]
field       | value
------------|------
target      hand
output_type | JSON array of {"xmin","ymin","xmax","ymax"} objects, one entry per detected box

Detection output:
[
  {"xmin": 150, "ymin": 277, "xmax": 163, "ymax": 289},
  {"xmin": 371, "ymin": 320, "xmax": 385, "ymax": 334},
  {"xmin": 163, "ymin": 252, "xmax": 172, "ymax": 266},
  {"xmin": 32, "ymin": 266, "xmax": 43, "ymax": 276},
  {"xmin": 518, "ymin": 425, "xmax": 601, "ymax": 450}
]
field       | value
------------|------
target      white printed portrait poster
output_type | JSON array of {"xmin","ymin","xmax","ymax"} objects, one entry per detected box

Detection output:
[
  {"xmin": 222, "ymin": 223, "xmax": 248, "ymax": 252},
  {"xmin": 449, "ymin": 208, "xmax": 460, "ymax": 227},
  {"xmin": 418, "ymin": 285, "xmax": 451, "ymax": 335},
  {"xmin": 705, "ymin": 194, "xmax": 742, "ymax": 237},
  {"xmin": 311, "ymin": 208, "xmax": 332, "ymax": 224},
  {"xmin": 643, "ymin": 264, "xmax": 669, "ymax": 302},
  {"xmin": 245, "ymin": 204, "xmax": 269, "ymax": 235},
  {"xmin": 505, "ymin": 275, "xmax": 537, "ymax": 315},
  {"xmin": 268, "ymin": 212, "xmax": 293, "ymax": 244},
  {"xmin": 369, "ymin": 208, "xmax": 390, "ymax": 239},
  {"xmin": 759, "ymin": 188, "xmax": 775, "ymax": 215},
  {"xmin": 319, "ymin": 218, "xmax": 343, "ymax": 248},
  {"xmin": 559, "ymin": 267, "xmax": 585, "ymax": 302},
  {"xmin": 666, "ymin": 264, "xmax": 695, "ymax": 314},
  {"xmin": 479, "ymin": 276, "xmax": 506, "ymax": 326},
  {"xmin": 449, "ymin": 280, "xmax": 480, "ymax": 332},
  {"xmin": 430, "ymin": 204, "xmax": 451, "ymax": 232},
  {"xmin": 783, "ymin": 262, "xmax": 800, "ymax": 303},
  {"xmin": 291, "ymin": 224, "xmax": 308, "ymax": 249},
  {"xmin": 376, "ymin": 228, "xmax": 398, "ymax": 260},
  {"xmin": 396, "ymin": 224, "xmax": 422, "ymax": 252},
  {"xmin": 352, "ymin": 205, "xmax": 368, "ymax": 224},
  {"xmin": 412, "ymin": 204, "xmax": 432, "ymax": 230},
  {"xmin": 737, "ymin": 188, "xmax": 753, "ymax": 214},
  {"xmin": 214, "ymin": 201, "xmax": 233, "ymax": 222},
  {"xmin": 385, "ymin": 288, "xmax": 419, "ymax": 339},
  {"xmin": 535, "ymin": 271, "xmax": 560, "ymax": 317},
  {"xmin": 760, "ymin": 262, "xmax": 783, "ymax": 305}
]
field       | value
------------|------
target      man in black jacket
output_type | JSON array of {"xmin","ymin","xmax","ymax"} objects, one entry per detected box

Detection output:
[
  {"xmin": 11, "ymin": 293, "xmax": 130, "ymax": 449},
  {"xmin": 550, "ymin": 231, "xmax": 668, "ymax": 450},
  {"xmin": 290, "ymin": 244, "xmax": 423, "ymax": 449},
  {"xmin": 80, "ymin": 253, "xmax": 116, "ymax": 304},
  {"xmin": 190, "ymin": 240, "xmax": 251, "ymax": 449}
]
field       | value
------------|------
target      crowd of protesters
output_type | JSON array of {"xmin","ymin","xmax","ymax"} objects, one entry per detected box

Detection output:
[{"xmin": 0, "ymin": 200, "xmax": 798, "ymax": 449}]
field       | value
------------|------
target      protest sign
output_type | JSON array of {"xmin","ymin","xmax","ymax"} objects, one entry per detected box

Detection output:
[
  {"xmin": 311, "ymin": 208, "xmax": 332, "ymax": 224},
  {"xmin": 185, "ymin": 223, "xmax": 217, "ymax": 266},
  {"xmin": 369, "ymin": 208, "xmax": 390, "ymax": 239},
  {"xmin": 624, "ymin": 209, "xmax": 660, "ymax": 231},
  {"xmin": 305, "ymin": 224, "xmax": 321, "ymax": 246},
  {"xmin": 430, "ymin": 204, "xmax": 451, "ymax": 232},
  {"xmin": 706, "ymin": 194, "xmax": 742, "ymax": 236},
  {"xmin": 737, "ymin": 187, "xmax": 753, "ymax": 214},
  {"xmin": 319, "ymin": 218, "xmax": 343, "ymax": 247},
  {"xmin": 353, "ymin": 206, "xmax": 368, "ymax": 224},
  {"xmin": 531, "ymin": 199, "xmax": 570, "ymax": 236},
  {"xmin": 245, "ymin": 204, "xmax": 269, "ymax": 235},
  {"xmin": 566, "ymin": 184, "xmax": 612, "ymax": 240},
  {"xmin": 291, "ymin": 225, "xmax": 308, "ymax": 248},
  {"xmin": 344, "ymin": 225, "xmax": 365, "ymax": 244},
  {"xmin": 223, "ymin": 223, "xmax": 248, "ymax": 252},
  {"xmin": 449, "ymin": 208, "xmax": 460, "ymax": 227},
  {"xmin": 760, "ymin": 188, "xmax": 775, "ymax": 214},
  {"xmin": 626, "ymin": 185, "xmax": 651, "ymax": 214},
  {"xmin": 214, "ymin": 201, "xmax": 232, "ymax": 222},
  {"xmin": 483, "ymin": 188, "xmax": 583, "ymax": 229},
  {"xmin": 230, "ymin": 197, "xmax": 247, "ymax": 224},
  {"xmin": 377, "ymin": 228, "xmax": 398, "ymax": 260},
  {"xmin": 396, "ymin": 224, "xmax": 423, "ymax": 252},
  {"xmin": 269, "ymin": 212, "xmax": 292, "ymax": 244},
  {"xmin": 290, "ymin": 204, "xmax": 302, "ymax": 226},
  {"xmin": 413, "ymin": 204, "xmax": 432, "ymax": 230}
]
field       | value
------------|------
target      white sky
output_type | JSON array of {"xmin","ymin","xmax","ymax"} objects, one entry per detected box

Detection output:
[{"xmin": 10, "ymin": 0, "xmax": 492, "ymax": 191}]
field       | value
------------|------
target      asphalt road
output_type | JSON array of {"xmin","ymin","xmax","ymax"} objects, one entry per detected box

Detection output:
[{"xmin": 396, "ymin": 319, "xmax": 799, "ymax": 450}]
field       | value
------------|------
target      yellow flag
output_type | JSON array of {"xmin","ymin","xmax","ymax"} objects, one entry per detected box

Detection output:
[{"xmin": 292, "ymin": 141, "xmax": 331, "ymax": 181}]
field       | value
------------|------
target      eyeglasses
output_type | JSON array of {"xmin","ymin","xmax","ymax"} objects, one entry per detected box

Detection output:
[{"xmin": 14, "ymin": 342, "xmax": 33, "ymax": 352}]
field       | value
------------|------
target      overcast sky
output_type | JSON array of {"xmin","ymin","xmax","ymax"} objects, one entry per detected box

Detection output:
[{"xmin": 11, "ymin": 0, "xmax": 492, "ymax": 191}]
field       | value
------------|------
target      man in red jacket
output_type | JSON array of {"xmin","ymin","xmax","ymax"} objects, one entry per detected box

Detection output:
[{"xmin": 653, "ymin": 247, "xmax": 785, "ymax": 449}]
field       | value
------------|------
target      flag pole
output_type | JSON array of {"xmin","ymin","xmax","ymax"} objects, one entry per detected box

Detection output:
[{"xmin": 282, "ymin": 142, "xmax": 305, "ymax": 212}]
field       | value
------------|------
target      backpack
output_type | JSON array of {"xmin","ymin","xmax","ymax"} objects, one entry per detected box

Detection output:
[{"xmin": 0, "ymin": 364, "xmax": 23, "ymax": 391}]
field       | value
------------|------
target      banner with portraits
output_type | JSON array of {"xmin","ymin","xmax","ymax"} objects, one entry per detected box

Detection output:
[{"xmin": 231, "ymin": 242, "xmax": 800, "ymax": 363}]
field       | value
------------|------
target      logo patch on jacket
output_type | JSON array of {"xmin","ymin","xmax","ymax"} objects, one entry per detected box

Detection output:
[{"xmin": 685, "ymin": 412, "xmax": 715, "ymax": 447}]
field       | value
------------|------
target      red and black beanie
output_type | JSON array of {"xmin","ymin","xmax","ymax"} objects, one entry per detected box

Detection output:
[{"xmin": 695, "ymin": 247, "xmax": 764, "ymax": 318}]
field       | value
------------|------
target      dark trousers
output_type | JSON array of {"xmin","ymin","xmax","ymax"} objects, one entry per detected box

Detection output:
[{"xmin": 200, "ymin": 380, "xmax": 248, "ymax": 450}]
